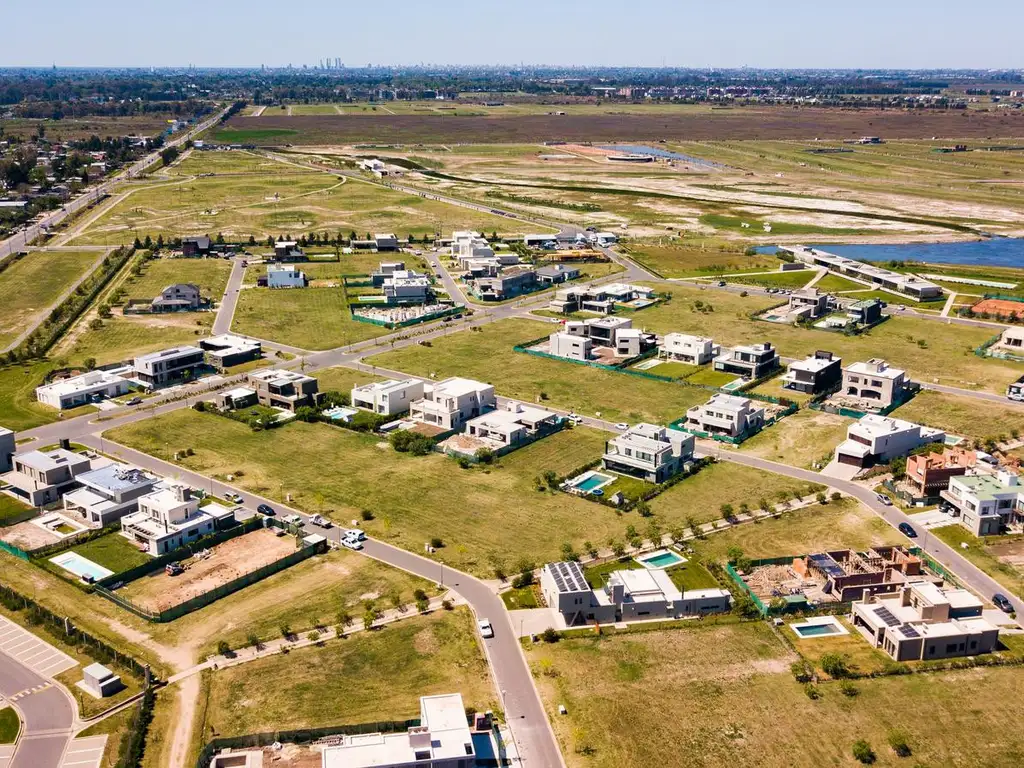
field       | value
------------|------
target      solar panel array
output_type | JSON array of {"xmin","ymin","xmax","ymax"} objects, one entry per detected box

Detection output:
[
  {"xmin": 899, "ymin": 625, "xmax": 921, "ymax": 639},
  {"xmin": 548, "ymin": 561, "xmax": 588, "ymax": 593},
  {"xmin": 808, "ymin": 553, "xmax": 845, "ymax": 579},
  {"xmin": 874, "ymin": 606, "xmax": 901, "ymax": 627}
]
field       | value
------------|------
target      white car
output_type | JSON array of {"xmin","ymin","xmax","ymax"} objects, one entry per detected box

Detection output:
[
  {"xmin": 344, "ymin": 528, "xmax": 367, "ymax": 541},
  {"xmin": 308, "ymin": 514, "xmax": 331, "ymax": 528},
  {"xmin": 615, "ymin": 422, "xmax": 629, "ymax": 430},
  {"xmin": 478, "ymin": 619, "xmax": 494, "ymax": 638},
  {"xmin": 224, "ymin": 492, "xmax": 243, "ymax": 504},
  {"xmin": 284, "ymin": 514, "xmax": 304, "ymax": 525},
  {"xmin": 341, "ymin": 536, "xmax": 363, "ymax": 551}
]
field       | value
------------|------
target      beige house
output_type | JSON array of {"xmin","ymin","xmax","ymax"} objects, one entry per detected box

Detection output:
[
  {"xmin": 246, "ymin": 370, "xmax": 319, "ymax": 412},
  {"xmin": 685, "ymin": 394, "xmax": 765, "ymax": 438},
  {"xmin": 409, "ymin": 377, "xmax": 496, "ymax": 431},
  {"xmin": 841, "ymin": 358, "xmax": 909, "ymax": 409}
]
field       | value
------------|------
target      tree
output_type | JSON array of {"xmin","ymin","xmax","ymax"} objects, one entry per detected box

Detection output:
[
  {"xmin": 583, "ymin": 540, "xmax": 598, "ymax": 559},
  {"xmin": 726, "ymin": 546, "xmax": 744, "ymax": 564},
  {"xmin": 540, "ymin": 627, "xmax": 561, "ymax": 643},
  {"xmin": 295, "ymin": 405, "xmax": 318, "ymax": 422},
  {"xmin": 635, "ymin": 498, "xmax": 652, "ymax": 517},
  {"xmin": 816, "ymin": 492, "xmax": 828, "ymax": 505},
  {"xmin": 720, "ymin": 503, "xmax": 734, "ymax": 520},
  {"xmin": 337, "ymin": 609, "xmax": 353, "ymax": 628},
  {"xmin": 363, "ymin": 609, "xmax": 378, "ymax": 630},
  {"xmin": 279, "ymin": 623, "xmax": 292, "ymax": 638},
  {"xmin": 246, "ymin": 632, "xmax": 261, "ymax": 650},
  {"xmin": 560, "ymin": 542, "xmax": 578, "ymax": 562},
  {"xmin": 889, "ymin": 456, "xmax": 907, "ymax": 481},
  {"xmin": 430, "ymin": 536, "xmax": 444, "ymax": 549},
  {"xmin": 819, "ymin": 652, "xmax": 849, "ymax": 679},
  {"xmin": 852, "ymin": 740, "xmax": 876, "ymax": 764},
  {"xmin": 83, "ymin": 357, "xmax": 97, "ymax": 371},
  {"xmin": 611, "ymin": 540, "xmax": 626, "ymax": 558},
  {"xmin": 159, "ymin": 146, "xmax": 180, "ymax": 166},
  {"xmin": 416, "ymin": 596, "xmax": 430, "ymax": 613},
  {"xmin": 216, "ymin": 640, "xmax": 231, "ymax": 656}
]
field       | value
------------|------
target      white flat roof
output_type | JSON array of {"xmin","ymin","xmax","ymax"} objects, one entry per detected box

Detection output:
[
  {"xmin": 845, "ymin": 359, "xmax": 906, "ymax": 379},
  {"xmin": 789, "ymin": 355, "xmax": 838, "ymax": 374},
  {"xmin": 431, "ymin": 377, "xmax": 492, "ymax": 397},
  {"xmin": 15, "ymin": 448, "xmax": 88, "ymax": 472},
  {"xmin": 36, "ymin": 370, "xmax": 126, "ymax": 397}
]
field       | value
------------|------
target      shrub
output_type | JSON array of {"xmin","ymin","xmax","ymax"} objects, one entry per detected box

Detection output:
[
  {"xmin": 246, "ymin": 633, "xmax": 261, "ymax": 650},
  {"xmin": 839, "ymin": 680, "xmax": 859, "ymax": 697},
  {"xmin": 831, "ymin": 491, "xmax": 842, "ymax": 502},
  {"xmin": 308, "ymin": 629, "xmax": 321, "ymax": 643},
  {"xmin": 790, "ymin": 660, "xmax": 812, "ymax": 683},
  {"xmin": 820, "ymin": 652, "xmax": 849, "ymax": 679},
  {"xmin": 803, "ymin": 683, "xmax": 821, "ymax": 700},
  {"xmin": 887, "ymin": 729, "xmax": 912, "ymax": 758},
  {"xmin": 416, "ymin": 596, "xmax": 430, "ymax": 613},
  {"xmin": 216, "ymin": 640, "xmax": 231, "ymax": 657},
  {"xmin": 360, "ymin": 509, "xmax": 374, "ymax": 521},
  {"xmin": 430, "ymin": 537, "xmax": 444, "ymax": 549},
  {"xmin": 279, "ymin": 623, "xmax": 292, "ymax": 638},
  {"xmin": 852, "ymin": 739, "xmax": 876, "ymax": 764},
  {"xmin": 390, "ymin": 430, "xmax": 435, "ymax": 455},
  {"xmin": 441, "ymin": 598, "xmax": 453, "ymax": 610},
  {"xmin": 816, "ymin": 492, "xmax": 828, "ymax": 505},
  {"xmin": 512, "ymin": 570, "xmax": 535, "ymax": 589},
  {"xmin": 476, "ymin": 448, "xmax": 495, "ymax": 464},
  {"xmin": 540, "ymin": 627, "xmax": 561, "ymax": 643}
]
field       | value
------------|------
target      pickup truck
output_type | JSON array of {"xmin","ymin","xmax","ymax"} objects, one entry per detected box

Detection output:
[
  {"xmin": 283, "ymin": 514, "xmax": 304, "ymax": 526},
  {"xmin": 308, "ymin": 514, "xmax": 331, "ymax": 528}
]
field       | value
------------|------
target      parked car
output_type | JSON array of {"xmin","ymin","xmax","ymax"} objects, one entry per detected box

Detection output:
[
  {"xmin": 993, "ymin": 593, "xmax": 1014, "ymax": 612},
  {"xmin": 284, "ymin": 514, "xmax": 304, "ymax": 526},
  {"xmin": 341, "ymin": 535, "xmax": 363, "ymax": 550},
  {"xmin": 344, "ymin": 528, "xmax": 367, "ymax": 541},
  {"xmin": 165, "ymin": 562, "xmax": 184, "ymax": 577},
  {"xmin": 615, "ymin": 422, "xmax": 629, "ymax": 430},
  {"xmin": 717, "ymin": 280, "xmax": 726, "ymax": 287},
  {"xmin": 478, "ymin": 619, "xmax": 494, "ymax": 638},
  {"xmin": 898, "ymin": 522, "xmax": 917, "ymax": 538},
  {"xmin": 125, "ymin": 397, "xmax": 143, "ymax": 406},
  {"xmin": 257, "ymin": 503, "xmax": 276, "ymax": 517},
  {"xmin": 308, "ymin": 514, "xmax": 331, "ymax": 528},
  {"xmin": 225, "ymin": 492, "xmax": 243, "ymax": 505},
  {"xmin": 876, "ymin": 494, "xmax": 893, "ymax": 506}
]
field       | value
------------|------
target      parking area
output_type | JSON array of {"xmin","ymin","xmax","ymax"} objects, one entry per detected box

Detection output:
[
  {"xmin": 0, "ymin": 616, "xmax": 78, "ymax": 678},
  {"xmin": 60, "ymin": 735, "xmax": 108, "ymax": 768}
]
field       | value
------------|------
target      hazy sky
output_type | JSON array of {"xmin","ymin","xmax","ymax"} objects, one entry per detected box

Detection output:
[{"xmin": 5, "ymin": 0, "xmax": 1023, "ymax": 69}]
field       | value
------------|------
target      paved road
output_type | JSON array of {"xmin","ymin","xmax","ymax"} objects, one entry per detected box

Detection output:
[
  {"xmin": 0, "ymin": 107, "xmax": 228, "ymax": 261},
  {"xmin": 0, "ymin": 649, "xmax": 76, "ymax": 768},
  {"xmin": 211, "ymin": 257, "xmax": 247, "ymax": 335}
]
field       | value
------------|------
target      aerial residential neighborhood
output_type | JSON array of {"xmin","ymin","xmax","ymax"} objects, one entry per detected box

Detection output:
[{"xmin": 3, "ymin": 23, "xmax": 1024, "ymax": 768}]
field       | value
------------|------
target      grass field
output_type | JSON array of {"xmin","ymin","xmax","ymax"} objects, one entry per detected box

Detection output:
[
  {"xmin": 0, "ymin": 250, "xmax": 104, "ymax": 349},
  {"xmin": 622, "ymin": 245, "xmax": 779, "ymax": 278},
  {"xmin": 0, "ymin": 494, "xmax": 34, "ymax": 525},
  {"xmin": 529, "ymin": 619, "xmax": 1024, "ymax": 768},
  {"xmin": 0, "ymin": 115, "xmax": 177, "ymax": 141},
  {"xmin": 0, "ymin": 362, "xmax": 97, "ymax": 430},
  {"xmin": 367, "ymin": 318, "xmax": 709, "ymax": 424},
  {"xmin": 735, "ymin": 409, "xmax": 852, "ymax": 468},
  {"xmin": 231, "ymin": 287, "xmax": 390, "ymax": 350},
  {"xmin": 120, "ymin": 256, "xmax": 232, "ymax": 302},
  {"xmin": 192, "ymin": 608, "xmax": 494, "ymax": 739},
  {"xmin": 68, "ymin": 532, "xmax": 152, "ymax": 574},
  {"xmin": 813, "ymin": 273, "xmax": 870, "ymax": 292},
  {"xmin": 0, "ymin": 706, "xmax": 18, "ymax": 744},
  {"xmin": 890, "ymin": 390, "xmax": 1024, "ymax": 443},
  {"xmin": 931, "ymin": 525, "xmax": 1024, "ymax": 600},
  {"xmin": 63, "ymin": 315, "xmax": 211, "ymax": 367},
  {"xmin": 724, "ymin": 270, "xmax": 819, "ymax": 289}
]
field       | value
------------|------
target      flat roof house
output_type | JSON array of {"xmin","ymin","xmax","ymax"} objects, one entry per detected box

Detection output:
[
  {"xmin": 549, "ymin": 284, "xmax": 614, "ymax": 315},
  {"xmin": 62, "ymin": 463, "xmax": 158, "ymax": 526},
  {"xmin": 264, "ymin": 264, "xmax": 307, "ymax": 289},
  {"xmin": 940, "ymin": 470, "xmax": 1023, "ymax": 536},
  {"xmin": 713, "ymin": 342, "xmax": 779, "ymax": 380},
  {"xmin": 847, "ymin": 298, "xmax": 884, "ymax": 326},
  {"xmin": 0, "ymin": 427, "xmax": 14, "ymax": 474},
  {"xmin": 787, "ymin": 246, "xmax": 943, "ymax": 299},
  {"xmin": 472, "ymin": 267, "xmax": 537, "ymax": 301},
  {"xmin": 1001, "ymin": 326, "xmax": 1024, "ymax": 350},
  {"xmin": 788, "ymin": 287, "xmax": 830, "ymax": 319},
  {"xmin": 836, "ymin": 415, "xmax": 945, "ymax": 468},
  {"xmin": 602, "ymin": 423, "xmax": 694, "ymax": 483},
  {"xmin": 374, "ymin": 233, "xmax": 400, "ymax": 252},
  {"xmin": 540, "ymin": 561, "xmax": 731, "ymax": 627},
  {"xmin": 783, "ymin": 350, "xmax": 842, "ymax": 395},
  {"xmin": 851, "ymin": 581, "xmax": 997, "ymax": 662},
  {"xmin": 246, "ymin": 369, "xmax": 319, "ymax": 412},
  {"xmin": 410, "ymin": 377, "xmax": 496, "ymax": 431},
  {"xmin": 548, "ymin": 331, "xmax": 592, "ymax": 361},
  {"xmin": 464, "ymin": 401, "xmax": 557, "ymax": 449},
  {"xmin": 686, "ymin": 393, "xmax": 765, "ymax": 439},
  {"xmin": 2, "ymin": 448, "xmax": 91, "ymax": 507},
  {"xmin": 198, "ymin": 334, "xmax": 262, "ymax": 370},
  {"xmin": 536, "ymin": 264, "xmax": 580, "ymax": 285},
  {"xmin": 842, "ymin": 358, "xmax": 909, "ymax": 409},
  {"xmin": 371, "ymin": 260, "xmax": 407, "ymax": 287},
  {"xmin": 321, "ymin": 693, "xmax": 474, "ymax": 768},
  {"xmin": 906, "ymin": 447, "xmax": 976, "ymax": 501},
  {"xmin": 383, "ymin": 271, "xmax": 432, "ymax": 305},
  {"xmin": 133, "ymin": 346, "xmax": 205, "ymax": 388},
  {"xmin": 273, "ymin": 241, "xmax": 304, "ymax": 261},
  {"xmin": 35, "ymin": 370, "xmax": 130, "ymax": 410},
  {"xmin": 351, "ymin": 378, "xmax": 425, "ymax": 416},
  {"xmin": 121, "ymin": 484, "xmax": 227, "ymax": 555},
  {"xmin": 149, "ymin": 283, "xmax": 202, "ymax": 313},
  {"xmin": 659, "ymin": 333, "xmax": 719, "ymax": 365}
]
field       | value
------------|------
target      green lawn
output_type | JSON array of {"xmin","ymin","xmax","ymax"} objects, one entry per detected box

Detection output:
[
  {"xmin": 813, "ymin": 273, "xmax": 869, "ymax": 292},
  {"xmin": 367, "ymin": 318, "xmax": 710, "ymax": 424},
  {"xmin": 502, "ymin": 584, "xmax": 541, "ymax": 610},
  {"xmin": 0, "ymin": 494, "xmax": 34, "ymax": 525},
  {"xmin": 0, "ymin": 250, "xmax": 103, "ymax": 349},
  {"xmin": 529, "ymin": 620, "xmax": 1024, "ymax": 768},
  {"xmin": 931, "ymin": 525, "xmax": 1024, "ymax": 600},
  {"xmin": 736, "ymin": 409, "xmax": 852, "ymax": 468},
  {"xmin": 314, "ymin": 366, "xmax": 383, "ymax": 395},
  {"xmin": 0, "ymin": 362, "xmax": 97, "ymax": 430},
  {"xmin": 683, "ymin": 368, "xmax": 739, "ymax": 388},
  {"xmin": 62, "ymin": 316, "xmax": 211, "ymax": 368},
  {"xmin": 231, "ymin": 287, "xmax": 390, "ymax": 350},
  {"xmin": 193, "ymin": 608, "xmax": 495, "ymax": 738},
  {"xmin": 629, "ymin": 360, "xmax": 699, "ymax": 379},
  {"xmin": 666, "ymin": 559, "xmax": 720, "ymax": 591},
  {"xmin": 120, "ymin": 257, "xmax": 232, "ymax": 303},
  {"xmin": 621, "ymin": 245, "xmax": 779, "ymax": 278},
  {"xmin": 890, "ymin": 390, "xmax": 1024, "ymax": 443},
  {"xmin": 69, "ymin": 532, "xmax": 152, "ymax": 574},
  {"xmin": 723, "ymin": 270, "xmax": 818, "ymax": 289},
  {"xmin": 0, "ymin": 707, "xmax": 19, "ymax": 744}
]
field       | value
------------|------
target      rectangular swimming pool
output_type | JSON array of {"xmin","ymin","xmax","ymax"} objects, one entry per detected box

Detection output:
[
  {"xmin": 637, "ymin": 550, "xmax": 686, "ymax": 569},
  {"xmin": 790, "ymin": 616, "xmax": 849, "ymax": 639},
  {"xmin": 50, "ymin": 551, "xmax": 114, "ymax": 581},
  {"xmin": 572, "ymin": 472, "xmax": 614, "ymax": 493}
]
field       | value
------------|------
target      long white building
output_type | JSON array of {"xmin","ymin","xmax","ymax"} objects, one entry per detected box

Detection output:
[{"xmin": 35, "ymin": 370, "xmax": 130, "ymax": 410}]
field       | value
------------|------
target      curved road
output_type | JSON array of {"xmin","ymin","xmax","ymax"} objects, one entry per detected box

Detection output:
[{"xmin": 0, "ymin": 651, "xmax": 76, "ymax": 768}]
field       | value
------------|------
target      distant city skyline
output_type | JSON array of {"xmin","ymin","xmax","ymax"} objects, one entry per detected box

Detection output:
[{"xmin": 4, "ymin": 0, "xmax": 1024, "ymax": 70}]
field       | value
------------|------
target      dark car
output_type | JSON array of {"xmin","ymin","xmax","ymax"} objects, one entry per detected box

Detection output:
[
  {"xmin": 257, "ymin": 503, "xmax": 276, "ymax": 517},
  {"xmin": 993, "ymin": 593, "xmax": 1014, "ymax": 612},
  {"xmin": 898, "ymin": 522, "xmax": 917, "ymax": 538}
]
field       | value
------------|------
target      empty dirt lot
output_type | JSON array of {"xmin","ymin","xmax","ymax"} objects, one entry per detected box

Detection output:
[
  {"xmin": 221, "ymin": 107, "xmax": 1024, "ymax": 145},
  {"xmin": 117, "ymin": 528, "xmax": 298, "ymax": 611}
]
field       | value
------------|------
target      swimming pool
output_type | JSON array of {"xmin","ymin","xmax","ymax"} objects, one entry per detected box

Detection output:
[
  {"xmin": 790, "ymin": 616, "xmax": 849, "ymax": 639},
  {"xmin": 50, "ymin": 552, "xmax": 113, "ymax": 581},
  {"xmin": 571, "ymin": 471, "xmax": 614, "ymax": 493},
  {"xmin": 636, "ymin": 549, "xmax": 686, "ymax": 569}
]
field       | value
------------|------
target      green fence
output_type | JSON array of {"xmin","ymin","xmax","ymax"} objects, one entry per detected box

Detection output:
[
  {"xmin": 724, "ymin": 558, "xmax": 853, "ymax": 617},
  {"xmin": 909, "ymin": 548, "xmax": 962, "ymax": 588},
  {"xmin": 670, "ymin": 402, "xmax": 797, "ymax": 446},
  {"xmin": 0, "ymin": 540, "xmax": 29, "ymax": 560}
]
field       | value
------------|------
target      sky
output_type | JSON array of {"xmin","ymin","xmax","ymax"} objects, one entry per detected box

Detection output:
[{"xmin": 5, "ymin": 0, "xmax": 1023, "ymax": 70}]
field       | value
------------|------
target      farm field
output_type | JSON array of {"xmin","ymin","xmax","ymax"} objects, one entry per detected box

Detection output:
[
  {"xmin": 0, "ymin": 114, "xmax": 177, "ymax": 141},
  {"xmin": 890, "ymin": 390, "xmax": 1024, "ymax": 443},
  {"xmin": 367, "ymin": 318, "xmax": 710, "ymax": 424},
  {"xmin": 734, "ymin": 409, "xmax": 852, "ymax": 468},
  {"xmin": 528, "ymin": 619, "xmax": 1024, "ymax": 768},
  {"xmin": 165, "ymin": 149, "xmax": 302, "ymax": 176},
  {"xmin": 190, "ymin": 608, "xmax": 494, "ymax": 744},
  {"xmin": 120, "ymin": 256, "xmax": 232, "ymax": 302},
  {"xmin": 0, "ymin": 250, "xmax": 105, "ymax": 349},
  {"xmin": 633, "ymin": 283, "xmax": 1024, "ymax": 393}
]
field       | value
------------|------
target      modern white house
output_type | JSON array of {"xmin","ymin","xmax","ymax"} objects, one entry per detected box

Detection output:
[
  {"xmin": 685, "ymin": 394, "xmax": 766, "ymax": 438},
  {"xmin": 841, "ymin": 359, "xmax": 910, "ymax": 409},
  {"xmin": 785, "ymin": 246, "xmax": 943, "ymax": 299},
  {"xmin": 35, "ymin": 370, "xmax": 130, "ymax": 410},
  {"xmin": 133, "ymin": 346, "xmax": 206, "ymax": 388},
  {"xmin": 940, "ymin": 470, "xmax": 1024, "ymax": 536},
  {"xmin": 120, "ymin": 485, "xmax": 228, "ymax": 555},
  {"xmin": 321, "ymin": 693, "xmax": 475, "ymax": 768},
  {"xmin": 601, "ymin": 423, "xmax": 694, "ymax": 483},
  {"xmin": 62, "ymin": 463, "xmax": 159, "ymax": 526},
  {"xmin": 351, "ymin": 379, "xmax": 425, "ymax": 417},
  {"xmin": 659, "ymin": 333, "xmax": 719, "ymax": 365},
  {"xmin": 836, "ymin": 415, "xmax": 945, "ymax": 468},
  {"xmin": 1, "ymin": 448, "xmax": 91, "ymax": 507},
  {"xmin": 540, "ymin": 561, "xmax": 731, "ymax": 627},
  {"xmin": 713, "ymin": 342, "xmax": 780, "ymax": 379},
  {"xmin": 409, "ymin": 377, "xmax": 496, "ymax": 431},
  {"xmin": 463, "ymin": 401, "xmax": 558, "ymax": 449},
  {"xmin": 548, "ymin": 331, "xmax": 593, "ymax": 361},
  {"xmin": 382, "ymin": 271, "xmax": 432, "ymax": 305},
  {"xmin": 851, "ymin": 581, "xmax": 998, "ymax": 662},
  {"xmin": 265, "ymin": 264, "xmax": 308, "ymax": 289},
  {"xmin": 787, "ymin": 287, "xmax": 830, "ymax": 319}
]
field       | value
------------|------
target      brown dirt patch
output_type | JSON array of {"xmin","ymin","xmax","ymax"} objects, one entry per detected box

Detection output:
[
  {"xmin": 412, "ymin": 626, "xmax": 440, "ymax": 655},
  {"xmin": 118, "ymin": 528, "xmax": 298, "ymax": 611}
]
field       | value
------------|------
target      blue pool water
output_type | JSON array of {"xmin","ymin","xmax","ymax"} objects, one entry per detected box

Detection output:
[
  {"xmin": 598, "ymin": 144, "xmax": 722, "ymax": 168},
  {"xmin": 639, "ymin": 551, "xmax": 684, "ymax": 569},
  {"xmin": 573, "ymin": 473, "xmax": 613, "ymax": 492},
  {"xmin": 793, "ymin": 622, "xmax": 842, "ymax": 638},
  {"xmin": 50, "ymin": 551, "xmax": 114, "ymax": 581}
]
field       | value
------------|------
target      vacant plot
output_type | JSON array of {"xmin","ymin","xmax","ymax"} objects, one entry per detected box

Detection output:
[
  {"xmin": 193, "ymin": 608, "xmax": 494, "ymax": 737},
  {"xmin": 0, "ymin": 250, "xmax": 105, "ymax": 349},
  {"xmin": 932, "ymin": 525, "xmax": 1024, "ymax": 600},
  {"xmin": 166, "ymin": 149, "xmax": 298, "ymax": 177},
  {"xmin": 120, "ymin": 256, "xmax": 232, "ymax": 302},
  {"xmin": 622, "ymin": 245, "xmax": 778, "ymax": 278},
  {"xmin": 891, "ymin": 390, "xmax": 1024, "ymax": 442},
  {"xmin": 63, "ymin": 315, "xmax": 211, "ymax": 367},
  {"xmin": 367, "ymin": 318, "xmax": 708, "ymax": 424},
  {"xmin": 118, "ymin": 528, "xmax": 297, "ymax": 611},
  {"xmin": 231, "ymin": 287, "xmax": 389, "ymax": 350},
  {"xmin": 530, "ymin": 620, "xmax": 1024, "ymax": 768},
  {"xmin": 0, "ymin": 115, "xmax": 176, "ymax": 141},
  {"xmin": 736, "ymin": 409, "xmax": 852, "ymax": 468},
  {"xmin": 0, "ymin": 495, "xmax": 33, "ymax": 526},
  {"xmin": 724, "ymin": 270, "xmax": 818, "ymax": 289}
]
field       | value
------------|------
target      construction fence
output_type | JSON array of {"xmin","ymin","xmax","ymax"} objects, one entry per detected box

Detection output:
[{"xmin": 349, "ymin": 303, "xmax": 464, "ymax": 329}]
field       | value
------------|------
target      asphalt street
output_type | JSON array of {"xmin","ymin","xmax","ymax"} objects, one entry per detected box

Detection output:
[{"xmin": 0, "ymin": 650, "xmax": 75, "ymax": 768}]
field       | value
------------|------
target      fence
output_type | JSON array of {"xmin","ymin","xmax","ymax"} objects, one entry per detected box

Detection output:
[
  {"xmin": 909, "ymin": 547, "xmax": 962, "ymax": 588},
  {"xmin": 723, "ymin": 559, "xmax": 854, "ymax": 617},
  {"xmin": 0, "ymin": 540, "xmax": 30, "ymax": 560},
  {"xmin": 440, "ymin": 420, "xmax": 567, "ymax": 462},
  {"xmin": 669, "ymin": 401, "xmax": 797, "ymax": 446}
]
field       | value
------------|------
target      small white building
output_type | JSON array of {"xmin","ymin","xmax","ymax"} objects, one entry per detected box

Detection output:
[
  {"xmin": 409, "ymin": 377, "xmax": 496, "ymax": 431},
  {"xmin": 266, "ymin": 264, "xmax": 307, "ymax": 289},
  {"xmin": 120, "ymin": 485, "xmax": 227, "ymax": 555},
  {"xmin": 351, "ymin": 379, "xmax": 425, "ymax": 416},
  {"xmin": 548, "ymin": 331, "xmax": 593, "ymax": 361},
  {"xmin": 383, "ymin": 271, "xmax": 432, "ymax": 305},
  {"xmin": 685, "ymin": 394, "xmax": 766, "ymax": 438},
  {"xmin": 836, "ymin": 415, "xmax": 945, "ymax": 468},
  {"xmin": 62, "ymin": 463, "xmax": 159, "ymax": 526},
  {"xmin": 659, "ymin": 333, "xmax": 719, "ymax": 365},
  {"xmin": 35, "ymin": 370, "xmax": 130, "ymax": 410}
]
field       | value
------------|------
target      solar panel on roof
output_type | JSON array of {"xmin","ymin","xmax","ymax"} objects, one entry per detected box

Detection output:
[
  {"xmin": 874, "ymin": 606, "xmax": 901, "ymax": 627},
  {"xmin": 900, "ymin": 625, "xmax": 920, "ymax": 639}
]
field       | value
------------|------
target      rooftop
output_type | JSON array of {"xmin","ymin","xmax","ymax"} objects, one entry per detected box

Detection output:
[
  {"xmin": 430, "ymin": 377, "xmax": 492, "ymax": 398},
  {"xmin": 545, "ymin": 561, "xmax": 589, "ymax": 593},
  {"xmin": 134, "ymin": 345, "xmax": 203, "ymax": 365},
  {"xmin": 77, "ymin": 463, "xmax": 155, "ymax": 494},
  {"xmin": 36, "ymin": 369, "xmax": 127, "ymax": 396},
  {"xmin": 951, "ymin": 472, "xmax": 1020, "ymax": 500},
  {"xmin": 700, "ymin": 393, "xmax": 753, "ymax": 413},
  {"xmin": 15, "ymin": 448, "xmax": 88, "ymax": 473},
  {"xmin": 248, "ymin": 369, "xmax": 316, "ymax": 386},
  {"xmin": 845, "ymin": 358, "xmax": 906, "ymax": 379},
  {"xmin": 789, "ymin": 354, "xmax": 841, "ymax": 373},
  {"xmin": 353, "ymin": 378, "xmax": 422, "ymax": 395}
]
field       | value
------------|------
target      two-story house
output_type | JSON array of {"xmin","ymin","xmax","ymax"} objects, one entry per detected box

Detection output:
[
  {"xmin": 782, "ymin": 351, "xmax": 842, "ymax": 395},
  {"xmin": 941, "ymin": 470, "xmax": 1023, "ymax": 536},
  {"xmin": 246, "ymin": 370, "xmax": 320, "ymax": 412},
  {"xmin": 264, "ymin": 264, "xmax": 307, "ymax": 289},
  {"xmin": 409, "ymin": 378, "xmax": 496, "ymax": 431},
  {"xmin": 842, "ymin": 359, "xmax": 910, "ymax": 409},
  {"xmin": 602, "ymin": 423, "xmax": 694, "ymax": 483},
  {"xmin": 836, "ymin": 415, "xmax": 945, "ymax": 468},
  {"xmin": 62, "ymin": 463, "xmax": 159, "ymax": 526},
  {"xmin": 2, "ymin": 448, "xmax": 91, "ymax": 506},
  {"xmin": 133, "ymin": 346, "xmax": 206, "ymax": 388},
  {"xmin": 149, "ymin": 283, "xmax": 203, "ymax": 313},
  {"xmin": 351, "ymin": 378, "xmax": 425, "ymax": 417},
  {"xmin": 686, "ymin": 394, "xmax": 766, "ymax": 438},
  {"xmin": 788, "ymin": 287, "xmax": 830, "ymax": 320},
  {"xmin": 713, "ymin": 342, "xmax": 779, "ymax": 379},
  {"xmin": 905, "ymin": 448, "xmax": 976, "ymax": 501},
  {"xmin": 120, "ymin": 484, "xmax": 227, "ymax": 555},
  {"xmin": 659, "ymin": 333, "xmax": 719, "ymax": 365}
]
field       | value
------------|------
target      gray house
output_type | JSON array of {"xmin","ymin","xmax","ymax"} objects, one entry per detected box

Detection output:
[{"xmin": 150, "ymin": 283, "xmax": 203, "ymax": 313}]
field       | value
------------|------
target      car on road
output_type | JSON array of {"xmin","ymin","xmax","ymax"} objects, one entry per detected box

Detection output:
[
  {"xmin": 125, "ymin": 397, "xmax": 143, "ymax": 406},
  {"xmin": 284, "ymin": 514, "xmax": 304, "ymax": 526},
  {"xmin": 876, "ymin": 493, "xmax": 893, "ymax": 506},
  {"xmin": 344, "ymin": 528, "xmax": 367, "ymax": 541},
  {"xmin": 225, "ymin": 492, "xmax": 243, "ymax": 505},
  {"xmin": 898, "ymin": 522, "xmax": 917, "ymax": 538},
  {"xmin": 993, "ymin": 593, "xmax": 1014, "ymax": 612},
  {"xmin": 717, "ymin": 280, "xmax": 726, "ymax": 287},
  {"xmin": 478, "ymin": 619, "xmax": 494, "ymax": 638},
  {"xmin": 308, "ymin": 514, "xmax": 331, "ymax": 528},
  {"xmin": 615, "ymin": 422, "xmax": 629, "ymax": 430},
  {"xmin": 341, "ymin": 534, "xmax": 363, "ymax": 550},
  {"xmin": 257, "ymin": 503, "xmax": 276, "ymax": 516}
]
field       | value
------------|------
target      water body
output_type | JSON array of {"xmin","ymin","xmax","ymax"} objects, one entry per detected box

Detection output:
[
  {"xmin": 598, "ymin": 144, "xmax": 722, "ymax": 168},
  {"xmin": 808, "ymin": 239, "xmax": 1024, "ymax": 268}
]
